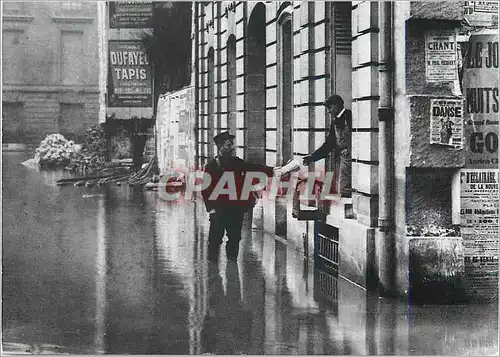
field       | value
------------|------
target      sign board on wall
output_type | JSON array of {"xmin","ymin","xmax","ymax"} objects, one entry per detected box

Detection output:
[
  {"xmin": 109, "ymin": 1, "xmax": 153, "ymax": 28},
  {"xmin": 108, "ymin": 41, "xmax": 153, "ymax": 108},
  {"xmin": 429, "ymin": 98, "xmax": 464, "ymax": 148},
  {"xmin": 464, "ymin": 1, "xmax": 499, "ymax": 27},
  {"xmin": 425, "ymin": 30, "xmax": 458, "ymax": 82},
  {"xmin": 462, "ymin": 34, "xmax": 499, "ymax": 169},
  {"xmin": 460, "ymin": 169, "xmax": 499, "ymax": 300},
  {"xmin": 460, "ymin": 33, "xmax": 499, "ymax": 301}
]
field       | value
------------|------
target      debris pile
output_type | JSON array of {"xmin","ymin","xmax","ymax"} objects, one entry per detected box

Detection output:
[
  {"xmin": 33, "ymin": 134, "xmax": 78, "ymax": 168},
  {"xmin": 65, "ymin": 125, "xmax": 107, "ymax": 172},
  {"xmin": 56, "ymin": 155, "xmax": 157, "ymax": 188}
]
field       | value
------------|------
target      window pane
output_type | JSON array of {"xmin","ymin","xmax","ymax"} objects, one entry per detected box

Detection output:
[
  {"xmin": 59, "ymin": 103, "xmax": 85, "ymax": 139},
  {"xmin": 60, "ymin": 31, "xmax": 84, "ymax": 85},
  {"xmin": 2, "ymin": 30, "xmax": 25, "ymax": 84},
  {"xmin": 2, "ymin": 102, "xmax": 25, "ymax": 142}
]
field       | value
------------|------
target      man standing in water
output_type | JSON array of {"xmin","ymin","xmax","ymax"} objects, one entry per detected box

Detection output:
[{"xmin": 202, "ymin": 131, "xmax": 277, "ymax": 262}]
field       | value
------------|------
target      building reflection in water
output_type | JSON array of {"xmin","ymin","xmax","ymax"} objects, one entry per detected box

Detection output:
[{"xmin": 94, "ymin": 195, "xmax": 106, "ymax": 353}]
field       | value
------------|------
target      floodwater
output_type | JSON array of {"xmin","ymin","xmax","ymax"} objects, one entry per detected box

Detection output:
[{"xmin": 2, "ymin": 151, "xmax": 499, "ymax": 355}]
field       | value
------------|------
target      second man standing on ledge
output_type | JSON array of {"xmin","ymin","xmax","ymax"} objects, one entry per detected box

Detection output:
[{"xmin": 303, "ymin": 94, "xmax": 352, "ymax": 198}]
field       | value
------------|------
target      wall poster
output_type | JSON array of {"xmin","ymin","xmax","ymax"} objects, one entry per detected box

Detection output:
[
  {"xmin": 462, "ymin": 33, "xmax": 499, "ymax": 169},
  {"xmin": 109, "ymin": 1, "xmax": 154, "ymax": 29},
  {"xmin": 429, "ymin": 98, "xmax": 464, "ymax": 148},
  {"xmin": 425, "ymin": 29, "xmax": 458, "ymax": 82},
  {"xmin": 108, "ymin": 40, "xmax": 153, "ymax": 108}
]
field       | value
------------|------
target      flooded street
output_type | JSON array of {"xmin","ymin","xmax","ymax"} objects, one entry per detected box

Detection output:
[{"xmin": 2, "ymin": 151, "xmax": 499, "ymax": 355}]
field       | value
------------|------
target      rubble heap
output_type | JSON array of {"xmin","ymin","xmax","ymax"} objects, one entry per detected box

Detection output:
[{"xmin": 34, "ymin": 134, "xmax": 77, "ymax": 168}]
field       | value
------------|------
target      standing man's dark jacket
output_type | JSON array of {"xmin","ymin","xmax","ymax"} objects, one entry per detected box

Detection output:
[
  {"xmin": 202, "ymin": 156, "xmax": 274, "ymax": 212},
  {"xmin": 309, "ymin": 108, "xmax": 352, "ymax": 197},
  {"xmin": 309, "ymin": 108, "xmax": 352, "ymax": 162}
]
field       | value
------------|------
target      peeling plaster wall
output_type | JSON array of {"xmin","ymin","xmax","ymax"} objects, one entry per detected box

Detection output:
[{"xmin": 409, "ymin": 1, "xmax": 464, "ymax": 21}]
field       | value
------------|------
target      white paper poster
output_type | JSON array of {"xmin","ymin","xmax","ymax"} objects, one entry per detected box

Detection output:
[
  {"xmin": 460, "ymin": 169, "xmax": 499, "ymax": 256},
  {"xmin": 425, "ymin": 30, "xmax": 458, "ymax": 82},
  {"xmin": 429, "ymin": 98, "xmax": 464, "ymax": 148}
]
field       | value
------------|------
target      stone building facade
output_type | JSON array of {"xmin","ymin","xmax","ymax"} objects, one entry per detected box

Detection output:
[
  {"xmin": 189, "ymin": 1, "xmax": 498, "ymax": 299},
  {"xmin": 2, "ymin": 1, "xmax": 99, "ymax": 143}
]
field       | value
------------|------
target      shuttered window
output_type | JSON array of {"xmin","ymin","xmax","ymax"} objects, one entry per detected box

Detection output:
[{"xmin": 334, "ymin": 2, "xmax": 352, "ymax": 55}]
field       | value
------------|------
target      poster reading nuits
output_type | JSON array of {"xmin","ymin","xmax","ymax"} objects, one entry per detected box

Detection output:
[{"xmin": 462, "ymin": 34, "xmax": 499, "ymax": 169}]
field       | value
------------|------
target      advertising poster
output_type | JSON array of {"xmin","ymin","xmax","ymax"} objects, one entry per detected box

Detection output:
[
  {"xmin": 425, "ymin": 30, "xmax": 458, "ymax": 82},
  {"xmin": 462, "ymin": 33, "xmax": 499, "ymax": 169},
  {"xmin": 429, "ymin": 98, "xmax": 464, "ymax": 147},
  {"xmin": 460, "ymin": 169, "xmax": 499, "ymax": 254},
  {"xmin": 464, "ymin": 1, "xmax": 499, "ymax": 27},
  {"xmin": 108, "ymin": 41, "xmax": 153, "ymax": 107},
  {"xmin": 109, "ymin": 1, "xmax": 153, "ymax": 28},
  {"xmin": 460, "ymin": 169, "xmax": 499, "ymax": 300}
]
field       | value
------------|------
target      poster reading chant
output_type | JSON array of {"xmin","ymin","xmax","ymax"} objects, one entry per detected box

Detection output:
[
  {"xmin": 109, "ymin": 1, "xmax": 153, "ymax": 29},
  {"xmin": 108, "ymin": 41, "xmax": 153, "ymax": 107},
  {"xmin": 425, "ymin": 30, "xmax": 458, "ymax": 82},
  {"xmin": 462, "ymin": 33, "xmax": 499, "ymax": 169},
  {"xmin": 429, "ymin": 98, "xmax": 464, "ymax": 148}
]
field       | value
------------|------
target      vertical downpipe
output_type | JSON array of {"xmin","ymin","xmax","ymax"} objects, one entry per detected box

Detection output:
[{"xmin": 378, "ymin": 1, "xmax": 395, "ymax": 295}]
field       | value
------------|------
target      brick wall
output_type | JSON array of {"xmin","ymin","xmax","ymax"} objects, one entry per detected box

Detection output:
[{"xmin": 2, "ymin": 90, "xmax": 99, "ymax": 143}]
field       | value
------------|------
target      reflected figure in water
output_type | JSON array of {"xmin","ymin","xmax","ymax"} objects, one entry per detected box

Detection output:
[{"xmin": 202, "ymin": 261, "xmax": 253, "ymax": 354}]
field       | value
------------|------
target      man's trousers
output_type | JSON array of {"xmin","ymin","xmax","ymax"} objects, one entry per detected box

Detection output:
[{"xmin": 208, "ymin": 207, "xmax": 246, "ymax": 261}]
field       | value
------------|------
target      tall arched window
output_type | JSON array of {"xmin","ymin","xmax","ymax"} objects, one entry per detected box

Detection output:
[
  {"xmin": 208, "ymin": 47, "xmax": 215, "ymax": 158},
  {"xmin": 227, "ymin": 35, "xmax": 237, "ymax": 135}
]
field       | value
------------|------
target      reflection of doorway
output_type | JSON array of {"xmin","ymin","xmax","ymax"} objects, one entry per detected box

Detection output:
[
  {"xmin": 227, "ymin": 35, "xmax": 237, "ymax": 136},
  {"xmin": 276, "ymin": 6, "xmax": 293, "ymax": 239},
  {"xmin": 245, "ymin": 3, "xmax": 266, "ymax": 163}
]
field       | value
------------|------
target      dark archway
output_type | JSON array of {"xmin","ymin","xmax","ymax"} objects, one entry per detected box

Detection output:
[{"xmin": 245, "ymin": 3, "xmax": 266, "ymax": 163}]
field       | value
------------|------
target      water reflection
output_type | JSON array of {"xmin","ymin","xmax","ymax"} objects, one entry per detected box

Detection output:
[
  {"xmin": 2, "ymin": 152, "xmax": 499, "ymax": 355},
  {"xmin": 201, "ymin": 261, "xmax": 253, "ymax": 354}
]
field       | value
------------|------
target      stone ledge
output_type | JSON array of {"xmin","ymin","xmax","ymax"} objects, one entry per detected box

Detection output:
[
  {"xmin": 3, "ymin": 14, "xmax": 34, "ymax": 22},
  {"xmin": 52, "ymin": 16, "xmax": 94, "ymax": 24}
]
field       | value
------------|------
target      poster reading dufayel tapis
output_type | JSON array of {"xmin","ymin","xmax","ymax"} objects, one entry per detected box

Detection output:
[
  {"xmin": 108, "ymin": 40, "xmax": 153, "ymax": 107},
  {"xmin": 429, "ymin": 98, "xmax": 464, "ymax": 147}
]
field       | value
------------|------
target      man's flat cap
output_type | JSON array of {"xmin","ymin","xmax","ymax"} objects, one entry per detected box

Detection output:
[
  {"xmin": 213, "ymin": 131, "xmax": 235, "ymax": 146},
  {"xmin": 324, "ymin": 94, "xmax": 344, "ymax": 107}
]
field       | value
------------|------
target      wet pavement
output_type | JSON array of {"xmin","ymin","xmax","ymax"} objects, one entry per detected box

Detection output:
[{"xmin": 2, "ymin": 151, "xmax": 499, "ymax": 355}]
